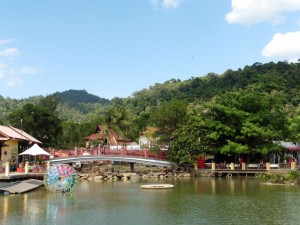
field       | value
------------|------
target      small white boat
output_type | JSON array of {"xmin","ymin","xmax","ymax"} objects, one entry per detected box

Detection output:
[{"xmin": 140, "ymin": 184, "xmax": 174, "ymax": 189}]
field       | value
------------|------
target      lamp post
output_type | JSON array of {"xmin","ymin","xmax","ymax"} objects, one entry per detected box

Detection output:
[{"xmin": 20, "ymin": 118, "xmax": 23, "ymax": 165}]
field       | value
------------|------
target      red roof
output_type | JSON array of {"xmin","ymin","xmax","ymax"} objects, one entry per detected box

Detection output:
[
  {"xmin": 287, "ymin": 147, "xmax": 300, "ymax": 151},
  {"xmin": 84, "ymin": 125, "xmax": 130, "ymax": 145}
]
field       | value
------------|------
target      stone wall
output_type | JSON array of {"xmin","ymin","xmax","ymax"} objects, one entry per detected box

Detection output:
[{"xmin": 78, "ymin": 165, "xmax": 193, "ymax": 181}]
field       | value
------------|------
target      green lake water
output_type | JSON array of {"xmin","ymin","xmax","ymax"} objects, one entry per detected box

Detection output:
[{"xmin": 1, "ymin": 177, "xmax": 300, "ymax": 225}]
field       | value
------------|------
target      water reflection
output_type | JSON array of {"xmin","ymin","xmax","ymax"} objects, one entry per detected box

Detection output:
[
  {"xmin": 1, "ymin": 178, "xmax": 300, "ymax": 225},
  {"xmin": 2, "ymin": 195, "xmax": 8, "ymax": 220},
  {"xmin": 191, "ymin": 177, "xmax": 255, "ymax": 195}
]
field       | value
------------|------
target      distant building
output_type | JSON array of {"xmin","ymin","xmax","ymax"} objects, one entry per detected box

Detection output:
[
  {"xmin": 138, "ymin": 126, "xmax": 165, "ymax": 150},
  {"xmin": 0, "ymin": 125, "xmax": 42, "ymax": 166},
  {"xmin": 279, "ymin": 141, "xmax": 300, "ymax": 151},
  {"xmin": 279, "ymin": 141, "xmax": 300, "ymax": 162}
]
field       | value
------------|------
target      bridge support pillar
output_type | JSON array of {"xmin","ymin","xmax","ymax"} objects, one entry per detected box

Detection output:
[{"xmin": 130, "ymin": 163, "xmax": 135, "ymax": 173}]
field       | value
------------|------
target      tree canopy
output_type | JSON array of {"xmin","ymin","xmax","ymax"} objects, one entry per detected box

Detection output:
[
  {"xmin": 0, "ymin": 61, "xmax": 299, "ymax": 164},
  {"xmin": 168, "ymin": 88, "xmax": 290, "ymax": 163},
  {"xmin": 8, "ymin": 96, "xmax": 63, "ymax": 148}
]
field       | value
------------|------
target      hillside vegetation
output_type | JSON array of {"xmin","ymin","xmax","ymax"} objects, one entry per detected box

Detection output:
[{"xmin": 1, "ymin": 61, "xmax": 300, "ymax": 164}]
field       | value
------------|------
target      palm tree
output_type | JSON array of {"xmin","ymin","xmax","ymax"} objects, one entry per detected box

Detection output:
[{"xmin": 101, "ymin": 106, "xmax": 134, "ymax": 148}]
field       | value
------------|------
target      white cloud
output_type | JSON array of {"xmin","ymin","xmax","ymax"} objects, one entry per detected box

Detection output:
[
  {"xmin": 150, "ymin": 0, "xmax": 181, "ymax": 9},
  {"xmin": 0, "ymin": 65, "xmax": 39, "ymax": 86},
  {"xmin": 261, "ymin": 31, "xmax": 300, "ymax": 62},
  {"xmin": 20, "ymin": 66, "xmax": 38, "ymax": 75},
  {"xmin": 0, "ymin": 38, "xmax": 39, "ymax": 87},
  {"xmin": 162, "ymin": 0, "xmax": 180, "ymax": 9},
  {"xmin": 226, "ymin": 0, "xmax": 300, "ymax": 25},
  {"xmin": 0, "ymin": 62, "xmax": 5, "ymax": 79},
  {"xmin": 0, "ymin": 48, "xmax": 21, "ymax": 58},
  {"xmin": 7, "ymin": 77, "xmax": 23, "ymax": 86},
  {"xmin": 0, "ymin": 39, "xmax": 15, "ymax": 46}
]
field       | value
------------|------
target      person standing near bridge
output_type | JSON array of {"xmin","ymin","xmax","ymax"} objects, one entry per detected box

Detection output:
[
  {"xmin": 239, "ymin": 157, "xmax": 243, "ymax": 169},
  {"xmin": 260, "ymin": 159, "xmax": 264, "ymax": 169}
]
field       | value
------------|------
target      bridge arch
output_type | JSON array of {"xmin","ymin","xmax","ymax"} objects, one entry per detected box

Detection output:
[{"xmin": 46, "ymin": 155, "xmax": 176, "ymax": 169}]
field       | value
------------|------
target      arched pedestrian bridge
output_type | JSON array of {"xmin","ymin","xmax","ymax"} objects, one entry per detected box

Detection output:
[
  {"xmin": 44, "ymin": 149, "xmax": 176, "ymax": 172},
  {"xmin": 47, "ymin": 155, "xmax": 175, "ymax": 167}
]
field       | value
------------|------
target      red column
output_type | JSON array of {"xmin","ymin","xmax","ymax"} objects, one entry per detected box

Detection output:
[{"xmin": 197, "ymin": 157, "xmax": 205, "ymax": 169}]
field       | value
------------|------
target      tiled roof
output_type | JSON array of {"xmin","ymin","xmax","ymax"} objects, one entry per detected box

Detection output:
[
  {"xmin": 279, "ymin": 141, "xmax": 300, "ymax": 150},
  {"xmin": 84, "ymin": 125, "xmax": 131, "ymax": 145},
  {"xmin": 0, "ymin": 125, "xmax": 42, "ymax": 144}
]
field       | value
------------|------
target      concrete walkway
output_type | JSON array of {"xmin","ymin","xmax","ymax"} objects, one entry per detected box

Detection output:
[{"xmin": 0, "ymin": 179, "xmax": 44, "ymax": 194}]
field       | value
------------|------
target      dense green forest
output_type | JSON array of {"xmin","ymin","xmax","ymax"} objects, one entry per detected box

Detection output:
[{"xmin": 1, "ymin": 61, "xmax": 300, "ymax": 164}]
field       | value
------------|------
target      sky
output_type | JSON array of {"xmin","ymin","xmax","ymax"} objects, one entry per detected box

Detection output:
[{"xmin": 0, "ymin": 0, "xmax": 300, "ymax": 100}]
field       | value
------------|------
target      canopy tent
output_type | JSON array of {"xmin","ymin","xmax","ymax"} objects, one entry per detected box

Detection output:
[
  {"xmin": 279, "ymin": 141, "xmax": 300, "ymax": 151},
  {"xmin": 19, "ymin": 143, "xmax": 51, "ymax": 156}
]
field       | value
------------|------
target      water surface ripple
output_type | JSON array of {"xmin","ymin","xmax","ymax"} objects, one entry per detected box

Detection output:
[{"xmin": 1, "ymin": 177, "xmax": 300, "ymax": 225}]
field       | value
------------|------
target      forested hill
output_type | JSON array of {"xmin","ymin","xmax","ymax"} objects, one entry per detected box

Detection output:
[
  {"xmin": 128, "ymin": 61, "xmax": 300, "ymax": 109},
  {"xmin": 54, "ymin": 89, "xmax": 109, "ymax": 106},
  {"xmin": 52, "ymin": 89, "xmax": 110, "ymax": 122},
  {"xmin": 0, "ymin": 89, "xmax": 110, "ymax": 124},
  {"xmin": 1, "ymin": 60, "xmax": 300, "ymax": 150},
  {"xmin": 1, "ymin": 61, "xmax": 300, "ymax": 124}
]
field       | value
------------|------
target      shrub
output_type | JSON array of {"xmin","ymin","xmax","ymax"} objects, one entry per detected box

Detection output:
[
  {"xmin": 287, "ymin": 170, "xmax": 299, "ymax": 181},
  {"xmin": 258, "ymin": 171, "xmax": 299, "ymax": 184}
]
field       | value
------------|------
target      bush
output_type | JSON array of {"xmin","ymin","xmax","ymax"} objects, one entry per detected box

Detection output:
[
  {"xmin": 257, "ymin": 173, "xmax": 267, "ymax": 182},
  {"xmin": 287, "ymin": 170, "xmax": 299, "ymax": 181},
  {"xmin": 258, "ymin": 171, "xmax": 299, "ymax": 184}
]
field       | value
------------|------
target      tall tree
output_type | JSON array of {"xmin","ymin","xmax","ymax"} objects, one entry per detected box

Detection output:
[
  {"xmin": 167, "ymin": 106, "xmax": 204, "ymax": 164},
  {"xmin": 8, "ymin": 96, "xmax": 63, "ymax": 148},
  {"xmin": 100, "ymin": 105, "xmax": 135, "ymax": 143},
  {"xmin": 169, "ymin": 89, "xmax": 289, "ymax": 164},
  {"xmin": 290, "ymin": 105, "xmax": 300, "ymax": 143},
  {"xmin": 149, "ymin": 99, "xmax": 188, "ymax": 145}
]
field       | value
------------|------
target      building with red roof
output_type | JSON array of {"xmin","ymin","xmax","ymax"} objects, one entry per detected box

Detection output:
[{"xmin": 84, "ymin": 125, "xmax": 131, "ymax": 149}]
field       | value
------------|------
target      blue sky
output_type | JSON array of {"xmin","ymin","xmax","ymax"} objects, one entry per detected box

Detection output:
[{"xmin": 0, "ymin": 0, "xmax": 300, "ymax": 100}]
